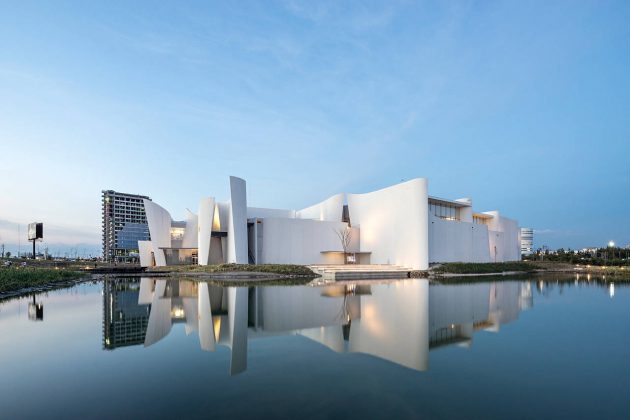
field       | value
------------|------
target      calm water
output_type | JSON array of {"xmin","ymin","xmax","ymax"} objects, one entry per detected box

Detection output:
[{"xmin": 1, "ymin": 276, "xmax": 629, "ymax": 419}]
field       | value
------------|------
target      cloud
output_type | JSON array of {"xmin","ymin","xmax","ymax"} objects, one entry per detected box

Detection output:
[{"xmin": 282, "ymin": 0, "xmax": 403, "ymax": 31}]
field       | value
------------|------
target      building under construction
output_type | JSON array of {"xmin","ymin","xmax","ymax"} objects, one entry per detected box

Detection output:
[{"xmin": 102, "ymin": 190, "xmax": 151, "ymax": 263}]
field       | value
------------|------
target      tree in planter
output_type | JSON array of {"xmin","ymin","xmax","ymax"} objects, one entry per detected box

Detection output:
[{"xmin": 335, "ymin": 227, "xmax": 353, "ymax": 264}]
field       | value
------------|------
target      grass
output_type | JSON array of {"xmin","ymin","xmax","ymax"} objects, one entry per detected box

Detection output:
[
  {"xmin": 148, "ymin": 263, "xmax": 315, "ymax": 276},
  {"xmin": 432, "ymin": 261, "xmax": 539, "ymax": 274},
  {"xmin": 178, "ymin": 276, "xmax": 316, "ymax": 287},
  {"xmin": 0, "ymin": 267, "xmax": 86, "ymax": 294},
  {"xmin": 431, "ymin": 273, "xmax": 533, "ymax": 284}
]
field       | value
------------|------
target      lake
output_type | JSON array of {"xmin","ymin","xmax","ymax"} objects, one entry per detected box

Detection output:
[{"xmin": 1, "ymin": 275, "xmax": 628, "ymax": 419}]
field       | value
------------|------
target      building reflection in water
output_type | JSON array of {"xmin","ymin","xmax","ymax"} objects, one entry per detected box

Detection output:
[
  {"xmin": 102, "ymin": 278, "xmax": 533, "ymax": 375},
  {"xmin": 103, "ymin": 279, "xmax": 150, "ymax": 350},
  {"xmin": 28, "ymin": 295, "xmax": 44, "ymax": 322},
  {"xmin": 429, "ymin": 282, "xmax": 532, "ymax": 349}
]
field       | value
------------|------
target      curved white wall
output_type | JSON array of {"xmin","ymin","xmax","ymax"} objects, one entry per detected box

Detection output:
[
  {"xmin": 296, "ymin": 193, "xmax": 345, "ymax": 222},
  {"xmin": 144, "ymin": 280, "xmax": 171, "ymax": 345},
  {"xmin": 348, "ymin": 178, "xmax": 429, "ymax": 270},
  {"xmin": 143, "ymin": 199, "xmax": 172, "ymax": 267},
  {"xmin": 198, "ymin": 197, "xmax": 216, "ymax": 265}
]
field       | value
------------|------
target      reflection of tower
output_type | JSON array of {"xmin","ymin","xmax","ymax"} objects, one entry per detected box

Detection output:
[
  {"xmin": 519, "ymin": 282, "xmax": 534, "ymax": 310},
  {"xmin": 28, "ymin": 295, "xmax": 44, "ymax": 321},
  {"xmin": 103, "ymin": 278, "xmax": 151, "ymax": 350}
]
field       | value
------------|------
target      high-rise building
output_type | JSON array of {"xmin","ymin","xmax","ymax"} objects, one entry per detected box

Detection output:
[
  {"xmin": 102, "ymin": 190, "xmax": 151, "ymax": 262},
  {"xmin": 521, "ymin": 228, "xmax": 534, "ymax": 256}
]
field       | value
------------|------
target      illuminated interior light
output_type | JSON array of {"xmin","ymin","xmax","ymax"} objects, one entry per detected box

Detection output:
[{"xmin": 212, "ymin": 204, "xmax": 221, "ymax": 231}]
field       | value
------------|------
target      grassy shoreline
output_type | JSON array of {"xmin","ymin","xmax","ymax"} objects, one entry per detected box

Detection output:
[
  {"xmin": 431, "ymin": 261, "xmax": 630, "ymax": 282},
  {"xmin": 3, "ymin": 261, "xmax": 628, "ymax": 297},
  {"xmin": 148, "ymin": 263, "xmax": 316, "ymax": 277},
  {"xmin": 0, "ymin": 267, "xmax": 87, "ymax": 295},
  {"xmin": 432, "ymin": 262, "xmax": 537, "ymax": 275}
]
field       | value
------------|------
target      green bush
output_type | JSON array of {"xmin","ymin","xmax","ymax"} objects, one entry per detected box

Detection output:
[
  {"xmin": 0, "ymin": 267, "xmax": 85, "ymax": 293},
  {"xmin": 149, "ymin": 263, "xmax": 315, "ymax": 276},
  {"xmin": 432, "ymin": 262, "xmax": 538, "ymax": 274}
]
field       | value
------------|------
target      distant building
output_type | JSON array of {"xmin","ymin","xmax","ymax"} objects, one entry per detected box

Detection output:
[
  {"xmin": 102, "ymin": 190, "xmax": 151, "ymax": 262},
  {"xmin": 521, "ymin": 228, "xmax": 534, "ymax": 256}
]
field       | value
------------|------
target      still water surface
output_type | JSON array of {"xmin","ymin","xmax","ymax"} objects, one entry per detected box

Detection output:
[{"xmin": 1, "ymin": 276, "xmax": 629, "ymax": 419}]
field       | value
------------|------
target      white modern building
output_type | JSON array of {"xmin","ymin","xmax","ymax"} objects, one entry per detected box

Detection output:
[
  {"xmin": 139, "ymin": 176, "xmax": 521, "ymax": 270},
  {"xmin": 520, "ymin": 228, "xmax": 534, "ymax": 256}
]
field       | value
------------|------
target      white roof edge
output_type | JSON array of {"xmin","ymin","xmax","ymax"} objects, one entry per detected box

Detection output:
[{"xmin": 428, "ymin": 196, "xmax": 471, "ymax": 207}]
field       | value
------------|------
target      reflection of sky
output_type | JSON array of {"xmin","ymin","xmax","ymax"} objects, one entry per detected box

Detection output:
[
  {"xmin": 1, "ymin": 280, "xmax": 630, "ymax": 419},
  {"xmin": 0, "ymin": 285, "xmax": 102, "ymax": 358}
]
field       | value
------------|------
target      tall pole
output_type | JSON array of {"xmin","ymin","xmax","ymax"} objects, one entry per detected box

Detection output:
[{"xmin": 32, "ymin": 239, "xmax": 36, "ymax": 259}]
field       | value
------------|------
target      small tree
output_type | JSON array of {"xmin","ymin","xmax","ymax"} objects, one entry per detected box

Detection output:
[
  {"xmin": 5, "ymin": 251, "xmax": 11, "ymax": 258},
  {"xmin": 335, "ymin": 227, "xmax": 353, "ymax": 264}
]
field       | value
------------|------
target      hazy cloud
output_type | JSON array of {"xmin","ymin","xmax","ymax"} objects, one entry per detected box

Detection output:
[{"xmin": 0, "ymin": 219, "xmax": 99, "ymax": 246}]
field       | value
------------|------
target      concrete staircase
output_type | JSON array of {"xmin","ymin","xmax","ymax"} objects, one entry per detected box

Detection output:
[{"xmin": 307, "ymin": 264, "xmax": 412, "ymax": 281}]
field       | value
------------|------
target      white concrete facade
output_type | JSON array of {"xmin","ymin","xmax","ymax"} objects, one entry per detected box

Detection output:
[
  {"xmin": 348, "ymin": 178, "xmax": 429, "ymax": 270},
  {"xmin": 140, "ymin": 176, "xmax": 521, "ymax": 270},
  {"xmin": 198, "ymin": 197, "xmax": 215, "ymax": 265}
]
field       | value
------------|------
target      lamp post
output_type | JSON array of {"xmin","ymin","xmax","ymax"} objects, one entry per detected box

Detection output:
[{"xmin": 608, "ymin": 241, "xmax": 615, "ymax": 261}]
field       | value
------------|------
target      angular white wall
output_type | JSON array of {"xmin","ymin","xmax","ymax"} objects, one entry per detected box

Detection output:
[
  {"xmin": 182, "ymin": 209, "xmax": 198, "ymax": 249},
  {"xmin": 348, "ymin": 178, "xmax": 429, "ymax": 270},
  {"xmin": 198, "ymin": 197, "xmax": 215, "ymax": 265},
  {"xmin": 227, "ymin": 176, "xmax": 248, "ymax": 264},
  {"xmin": 429, "ymin": 215, "xmax": 492, "ymax": 263}
]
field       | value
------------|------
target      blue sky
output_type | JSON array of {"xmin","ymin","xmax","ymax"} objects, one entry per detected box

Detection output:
[{"xmin": 0, "ymin": 0, "xmax": 629, "ymax": 255}]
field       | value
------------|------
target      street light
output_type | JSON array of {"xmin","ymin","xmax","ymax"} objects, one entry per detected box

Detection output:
[{"xmin": 608, "ymin": 241, "xmax": 616, "ymax": 260}]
